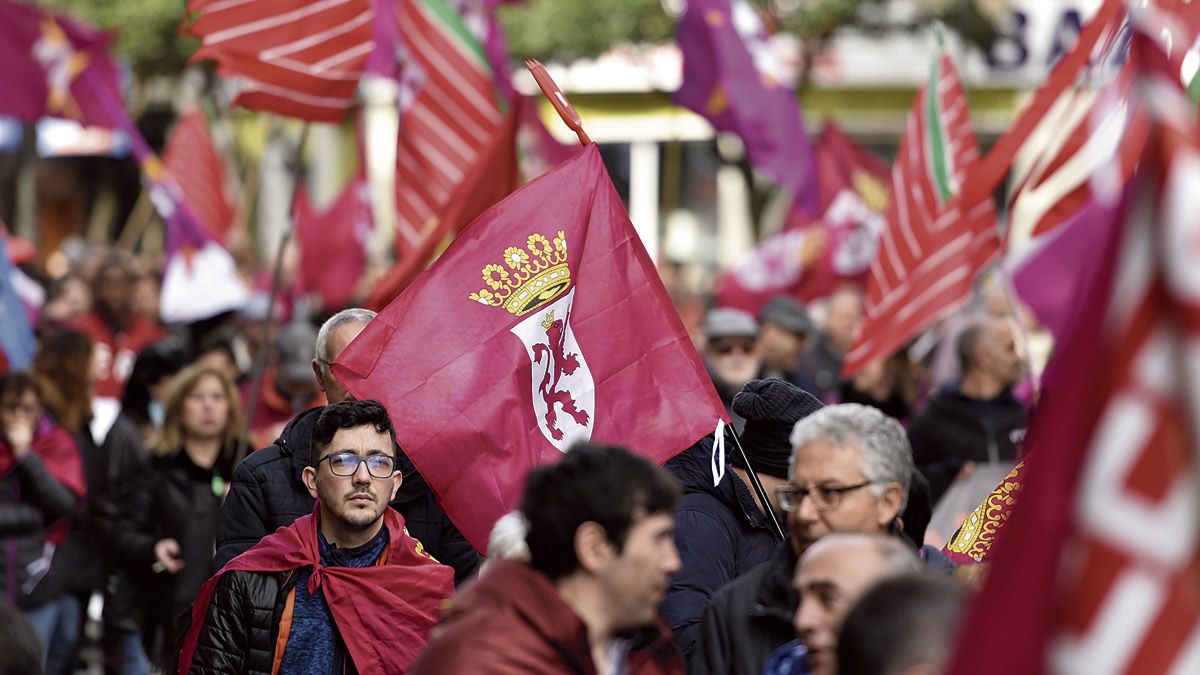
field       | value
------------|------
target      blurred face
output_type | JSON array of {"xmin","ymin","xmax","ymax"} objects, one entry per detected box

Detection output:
[
  {"xmin": 43, "ymin": 277, "xmax": 92, "ymax": 323},
  {"xmin": 786, "ymin": 440, "xmax": 901, "ymax": 556},
  {"xmin": 303, "ymin": 424, "xmax": 401, "ymax": 532},
  {"xmin": 314, "ymin": 321, "xmax": 370, "ymax": 404},
  {"xmin": 825, "ymin": 291, "xmax": 862, "ymax": 353},
  {"xmin": 196, "ymin": 350, "xmax": 240, "ymax": 386},
  {"xmin": 760, "ymin": 324, "xmax": 807, "ymax": 373},
  {"xmin": 131, "ymin": 275, "xmax": 160, "ymax": 321},
  {"xmin": 704, "ymin": 334, "xmax": 762, "ymax": 388},
  {"xmin": 0, "ymin": 389, "xmax": 39, "ymax": 435},
  {"xmin": 181, "ymin": 374, "xmax": 230, "ymax": 442},
  {"xmin": 96, "ymin": 266, "xmax": 133, "ymax": 318},
  {"xmin": 599, "ymin": 512, "xmax": 681, "ymax": 631},
  {"xmin": 793, "ymin": 539, "xmax": 892, "ymax": 675},
  {"xmin": 982, "ymin": 321, "xmax": 1023, "ymax": 387}
]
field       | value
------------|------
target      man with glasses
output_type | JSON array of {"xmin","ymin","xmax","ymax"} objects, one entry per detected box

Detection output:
[
  {"xmin": 701, "ymin": 308, "xmax": 767, "ymax": 429},
  {"xmin": 692, "ymin": 403, "xmax": 913, "ymax": 675},
  {"xmin": 180, "ymin": 400, "xmax": 454, "ymax": 674},
  {"xmin": 215, "ymin": 308, "xmax": 481, "ymax": 585}
]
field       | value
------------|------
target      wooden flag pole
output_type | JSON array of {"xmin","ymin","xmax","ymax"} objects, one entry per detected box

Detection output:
[{"xmin": 525, "ymin": 60, "xmax": 591, "ymax": 147}]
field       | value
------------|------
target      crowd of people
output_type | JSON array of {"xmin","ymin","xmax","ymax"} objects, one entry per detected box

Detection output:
[{"xmin": 0, "ymin": 237, "xmax": 1035, "ymax": 674}]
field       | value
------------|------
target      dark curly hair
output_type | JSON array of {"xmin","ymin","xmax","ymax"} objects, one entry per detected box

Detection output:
[{"xmin": 310, "ymin": 399, "xmax": 396, "ymax": 467}]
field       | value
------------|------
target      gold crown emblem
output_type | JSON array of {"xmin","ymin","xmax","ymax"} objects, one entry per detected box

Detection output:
[{"xmin": 469, "ymin": 231, "xmax": 571, "ymax": 316}]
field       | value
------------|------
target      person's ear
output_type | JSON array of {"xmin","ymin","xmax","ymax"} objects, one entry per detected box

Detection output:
[
  {"xmin": 876, "ymin": 482, "xmax": 905, "ymax": 528},
  {"xmin": 389, "ymin": 470, "xmax": 403, "ymax": 502},
  {"xmin": 302, "ymin": 466, "xmax": 319, "ymax": 500},
  {"xmin": 312, "ymin": 359, "xmax": 327, "ymax": 394},
  {"xmin": 573, "ymin": 521, "xmax": 614, "ymax": 574}
]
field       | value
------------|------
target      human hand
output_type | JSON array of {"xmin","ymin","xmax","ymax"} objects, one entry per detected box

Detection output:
[
  {"xmin": 153, "ymin": 539, "xmax": 185, "ymax": 574},
  {"xmin": 4, "ymin": 418, "xmax": 34, "ymax": 458}
]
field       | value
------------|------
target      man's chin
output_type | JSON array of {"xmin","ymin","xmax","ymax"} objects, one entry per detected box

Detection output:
[{"xmin": 806, "ymin": 647, "xmax": 834, "ymax": 675}]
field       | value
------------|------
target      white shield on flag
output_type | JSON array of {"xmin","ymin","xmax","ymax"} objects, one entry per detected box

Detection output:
[{"xmin": 510, "ymin": 287, "xmax": 595, "ymax": 451}]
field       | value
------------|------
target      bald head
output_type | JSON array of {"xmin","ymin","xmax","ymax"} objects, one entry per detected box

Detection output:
[{"xmin": 793, "ymin": 533, "xmax": 920, "ymax": 675}]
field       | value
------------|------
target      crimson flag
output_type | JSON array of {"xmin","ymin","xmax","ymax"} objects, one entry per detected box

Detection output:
[
  {"xmin": 366, "ymin": 95, "xmax": 523, "ymax": 310},
  {"xmin": 842, "ymin": 34, "xmax": 999, "ymax": 377},
  {"xmin": 185, "ymin": 0, "xmax": 375, "ymax": 123},
  {"xmin": 163, "ymin": 109, "xmax": 238, "ymax": 241},
  {"xmin": 294, "ymin": 176, "xmax": 371, "ymax": 312},
  {"xmin": 946, "ymin": 32, "xmax": 1200, "ymax": 674},
  {"xmin": 715, "ymin": 121, "xmax": 890, "ymax": 314},
  {"xmin": 333, "ymin": 145, "xmax": 727, "ymax": 551}
]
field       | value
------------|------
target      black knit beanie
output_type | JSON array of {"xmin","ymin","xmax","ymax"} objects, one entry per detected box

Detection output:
[{"xmin": 730, "ymin": 379, "xmax": 825, "ymax": 478}]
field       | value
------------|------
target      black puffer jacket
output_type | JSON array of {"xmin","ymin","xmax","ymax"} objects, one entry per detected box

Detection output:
[
  {"xmin": 660, "ymin": 438, "xmax": 780, "ymax": 660},
  {"xmin": 213, "ymin": 407, "xmax": 482, "ymax": 584},
  {"xmin": 188, "ymin": 569, "xmax": 292, "ymax": 675}
]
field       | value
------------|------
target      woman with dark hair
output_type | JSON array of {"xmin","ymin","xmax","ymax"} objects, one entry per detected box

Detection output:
[
  {"xmin": 31, "ymin": 330, "xmax": 95, "ymax": 437},
  {"xmin": 113, "ymin": 365, "xmax": 244, "ymax": 670},
  {"xmin": 0, "ymin": 371, "xmax": 85, "ymax": 668}
]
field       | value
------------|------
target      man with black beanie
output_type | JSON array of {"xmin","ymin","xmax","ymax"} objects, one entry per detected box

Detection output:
[{"xmin": 660, "ymin": 379, "xmax": 823, "ymax": 662}]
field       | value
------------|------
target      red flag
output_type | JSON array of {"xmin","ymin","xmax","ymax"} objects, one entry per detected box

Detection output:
[
  {"xmin": 366, "ymin": 94, "xmax": 523, "ymax": 310},
  {"xmin": 842, "ymin": 36, "xmax": 999, "ymax": 377},
  {"xmin": 294, "ymin": 176, "xmax": 371, "ymax": 312},
  {"xmin": 714, "ymin": 121, "xmax": 890, "ymax": 314},
  {"xmin": 185, "ymin": 0, "xmax": 375, "ymax": 123},
  {"xmin": 391, "ymin": 0, "xmax": 505, "ymax": 257},
  {"xmin": 333, "ymin": 145, "xmax": 727, "ymax": 551},
  {"xmin": 163, "ymin": 109, "xmax": 238, "ymax": 241},
  {"xmin": 946, "ymin": 32, "xmax": 1200, "ymax": 674}
]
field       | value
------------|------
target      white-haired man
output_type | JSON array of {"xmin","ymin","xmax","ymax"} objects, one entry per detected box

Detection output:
[{"xmin": 692, "ymin": 403, "xmax": 914, "ymax": 675}]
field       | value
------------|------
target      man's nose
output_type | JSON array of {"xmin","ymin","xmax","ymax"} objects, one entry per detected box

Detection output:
[
  {"xmin": 793, "ymin": 596, "xmax": 821, "ymax": 638},
  {"xmin": 352, "ymin": 459, "xmax": 372, "ymax": 483}
]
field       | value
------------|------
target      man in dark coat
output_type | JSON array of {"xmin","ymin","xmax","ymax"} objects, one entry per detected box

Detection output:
[
  {"xmin": 214, "ymin": 308, "xmax": 481, "ymax": 583},
  {"xmin": 411, "ymin": 443, "xmax": 685, "ymax": 675},
  {"xmin": 660, "ymin": 379, "xmax": 823, "ymax": 660},
  {"xmin": 692, "ymin": 403, "xmax": 913, "ymax": 675},
  {"xmin": 181, "ymin": 400, "xmax": 454, "ymax": 675},
  {"xmin": 907, "ymin": 316, "xmax": 1027, "ymax": 504}
]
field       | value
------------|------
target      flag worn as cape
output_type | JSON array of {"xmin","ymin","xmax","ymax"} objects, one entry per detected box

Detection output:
[
  {"xmin": 178, "ymin": 506, "xmax": 454, "ymax": 674},
  {"xmin": 334, "ymin": 144, "xmax": 728, "ymax": 551}
]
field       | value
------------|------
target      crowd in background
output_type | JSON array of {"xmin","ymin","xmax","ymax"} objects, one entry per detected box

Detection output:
[{"xmin": 0, "ymin": 233, "xmax": 1036, "ymax": 674}]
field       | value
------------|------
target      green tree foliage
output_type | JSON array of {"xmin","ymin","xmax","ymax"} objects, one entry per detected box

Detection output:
[
  {"xmin": 40, "ymin": 0, "xmax": 198, "ymax": 78},
  {"xmin": 499, "ymin": 0, "xmax": 675, "ymax": 62}
]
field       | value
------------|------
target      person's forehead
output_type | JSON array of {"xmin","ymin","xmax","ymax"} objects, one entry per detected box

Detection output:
[
  {"xmin": 791, "ymin": 439, "xmax": 867, "ymax": 480},
  {"xmin": 328, "ymin": 424, "xmax": 391, "ymax": 450},
  {"xmin": 796, "ymin": 541, "xmax": 882, "ymax": 588}
]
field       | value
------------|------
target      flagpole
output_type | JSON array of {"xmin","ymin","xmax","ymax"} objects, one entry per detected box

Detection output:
[
  {"xmin": 725, "ymin": 425, "xmax": 787, "ymax": 541},
  {"xmin": 237, "ymin": 122, "xmax": 311, "ymax": 466}
]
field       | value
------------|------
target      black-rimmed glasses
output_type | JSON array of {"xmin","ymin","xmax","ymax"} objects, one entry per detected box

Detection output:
[{"xmin": 317, "ymin": 452, "xmax": 396, "ymax": 478}]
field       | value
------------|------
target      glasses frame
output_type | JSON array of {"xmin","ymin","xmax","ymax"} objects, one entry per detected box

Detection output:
[
  {"xmin": 776, "ymin": 480, "xmax": 881, "ymax": 512},
  {"xmin": 316, "ymin": 452, "xmax": 397, "ymax": 479}
]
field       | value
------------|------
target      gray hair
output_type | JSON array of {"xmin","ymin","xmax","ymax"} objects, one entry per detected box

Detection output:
[
  {"xmin": 788, "ymin": 403, "xmax": 914, "ymax": 510},
  {"xmin": 315, "ymin": 308, "xmax": 376, "ymax": 365},
  {"xmin": 487, "ymin": 511, "xmax": 531, "ymax": 562}
]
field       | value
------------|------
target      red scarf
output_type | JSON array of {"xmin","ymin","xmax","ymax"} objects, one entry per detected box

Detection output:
[
  {"xmin": 0, "ymin": 417, "xmax": 86, "ymax": 545},
  {"xmin": 178, "ymin": 505, "xmax": 455, "ymax": 674}
]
